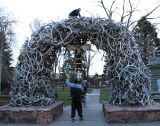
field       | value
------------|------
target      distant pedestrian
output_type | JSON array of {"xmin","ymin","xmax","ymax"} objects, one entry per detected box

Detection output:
[
  {"xmin": 81, "ymin": 80, "xmax": 88, "ymax": 107},
  {"xmin": 66, "ymin": 78, "xmax": 84, "ymax": 121}
]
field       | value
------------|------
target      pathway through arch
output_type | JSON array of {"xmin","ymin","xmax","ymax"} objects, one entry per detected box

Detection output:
[
  {"xmin": 51, "ymin": 88, "xmax": 106, "ymax": 126},
  {"xmin": 50, "ymin": 89, "xmax": 160, "ymax": 126}
]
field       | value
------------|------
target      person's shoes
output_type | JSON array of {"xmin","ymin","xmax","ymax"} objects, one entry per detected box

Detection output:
[
  {"xmin": 79, "ymin": 117, "xmax": 83, "ymax": 121},
  {"xmin": 72, "ymin": 118, "xmax": 75, "ymax": 122}
]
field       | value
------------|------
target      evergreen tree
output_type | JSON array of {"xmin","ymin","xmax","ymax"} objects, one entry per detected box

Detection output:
[
  {"xmin": 133, "ymin": 17, "xmax": 160, "ymax": 64},
  {"xmin": 0, "ymin": 8, "xmax": 15, "ymax": 94},
  {"xmin": 61, "ymin": 50, "xmax": 75, "ymax": 80},
  {"xmin": 0, "ymin": 31, "xmax": 13, "ymax": 94}
]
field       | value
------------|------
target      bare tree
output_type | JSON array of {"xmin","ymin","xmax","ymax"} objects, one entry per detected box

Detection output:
[
  {"xmin": 99, "ymin": 0, "xmax": 160, "ymax": 66},
  {"xmin": 98, "ymin": 0, "xmax": 117, "ymax": 19},
  {"xmin": 98, "ymin": 0, "xmax": 160, "ymax": 29},
  {"xmin": 84, "ymin": 50, "xmax": 98, "ymax": 78},
  {"xmin": 0, "ymin": 8, "xmax": 16, "ymax": 46}
]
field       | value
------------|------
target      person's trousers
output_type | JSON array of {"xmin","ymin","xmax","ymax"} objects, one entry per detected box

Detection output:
[
  {"xmin": 82, "ymin": 95, "xmax": 86, "ymax": 106},
  {"xmin": 71, "ymin": 98, "xmax": 83, "ymax": 118}
]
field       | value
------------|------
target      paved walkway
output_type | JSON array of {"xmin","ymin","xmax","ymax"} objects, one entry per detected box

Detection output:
[
  {"xmin": 47, "ymin": 89, "xmax": 106, "ymax": 126},
  {"xmin": 1, "ymin": 89, "xmax": 160, "ymax": 126}
]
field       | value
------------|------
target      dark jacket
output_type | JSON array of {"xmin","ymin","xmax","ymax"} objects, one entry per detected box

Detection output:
[
  {"xmin": 66, "ymin": 79, "xmax": 84, "ymax": 99},
  {"xmin": 70, "ymin": 87, "xmax": 84, "ymax": 99}
]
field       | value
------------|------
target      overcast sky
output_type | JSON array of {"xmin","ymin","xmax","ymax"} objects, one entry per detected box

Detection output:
[{"xmin": 1, "ymin": 0, "xmax": 160, "ymax": 75}]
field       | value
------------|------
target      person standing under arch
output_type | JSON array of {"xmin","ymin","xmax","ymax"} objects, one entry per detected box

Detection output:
[{"xmin": 66, "ymin": 77, "xmax": 84, "ymax": 121}]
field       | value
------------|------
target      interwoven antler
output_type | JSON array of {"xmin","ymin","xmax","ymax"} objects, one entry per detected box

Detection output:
[{"xmin": 10, "ymin": 17, "xmax": 152, "ymax": 106}]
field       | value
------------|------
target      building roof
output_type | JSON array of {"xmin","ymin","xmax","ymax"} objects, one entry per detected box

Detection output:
[{"xmin": 147, "ymin": 57, "xmax": 160, "ymax": 66}]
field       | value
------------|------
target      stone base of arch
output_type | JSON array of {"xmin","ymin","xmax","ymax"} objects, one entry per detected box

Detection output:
[
  {"xmin": 102, "ymin": 102, "xmax": 160, "ymax": 123},
  {"xmin": 0, "ymin": 101, "xmax": 63, "ymax": 124}
]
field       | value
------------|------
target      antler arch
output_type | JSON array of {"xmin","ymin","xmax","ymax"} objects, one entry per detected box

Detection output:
[{"xmin": 10, "ymin": 17, "xmax": 152, "ymax": 107}]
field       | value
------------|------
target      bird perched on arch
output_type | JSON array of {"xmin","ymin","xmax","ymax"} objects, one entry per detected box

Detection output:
[{"xmin": 69, "ymin": 8, "xmax": 81, "ymax": 18}]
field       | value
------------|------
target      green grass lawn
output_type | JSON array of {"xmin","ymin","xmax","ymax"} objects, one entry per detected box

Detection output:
[
  {"xmin": 55, "ymin": 86, "xmax": 71, "ymax": 106},
  {"xmin": 100, "ymin": 87, "xmax": 110, "ymax": 103}
]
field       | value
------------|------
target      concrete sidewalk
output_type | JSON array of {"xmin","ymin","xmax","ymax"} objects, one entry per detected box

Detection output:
[
  {"xmin": 47, "ymin": 89, "xmax": 106, "ymax": 126},
  {"xmin": 0, "ymin": 89, "xmax": 160, "ymax": 126}
]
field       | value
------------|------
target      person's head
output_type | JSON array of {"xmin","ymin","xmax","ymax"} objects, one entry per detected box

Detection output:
[{"xmin": 74, "ymin": 78, "xmax": 79, "ymax": 84}]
